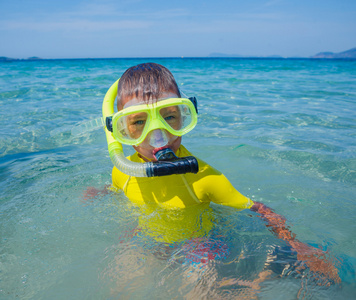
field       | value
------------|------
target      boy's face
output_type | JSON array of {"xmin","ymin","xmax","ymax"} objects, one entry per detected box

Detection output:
[{"xmin": 118, "ymin": 92, "xmax": 182, "ymax": 161}]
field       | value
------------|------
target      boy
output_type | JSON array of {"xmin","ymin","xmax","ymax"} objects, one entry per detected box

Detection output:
[{"xmin": 103, "ymin": 62, "xmax": 339, "ymax": 284}]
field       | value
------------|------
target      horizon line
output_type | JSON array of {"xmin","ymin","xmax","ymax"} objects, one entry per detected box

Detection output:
[{"xmin": 2, "ymin": 56, "xmax": 356, "ymax": 61}]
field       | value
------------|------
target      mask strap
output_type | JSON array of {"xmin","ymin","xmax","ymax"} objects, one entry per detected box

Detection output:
[{"xmin": 188, "ymin": 97, "xmax": 198, "ymax": 113}]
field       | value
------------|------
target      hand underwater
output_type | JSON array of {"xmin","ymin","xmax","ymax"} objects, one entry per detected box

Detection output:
[
  {"xmin": 288, "ymin": 239, "xmax": 341, "ymax": 285},
  {"xmin": 251, "ymin": 202, "xmax": 341, "ymax": 285},
  {"xmin": 82, "ymin": 186, "xmax": 109, "ymax": 204}
]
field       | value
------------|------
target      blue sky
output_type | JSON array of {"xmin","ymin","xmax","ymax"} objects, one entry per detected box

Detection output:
[{"xmin": 1, "ymin": 0, "xmax": 355, "ymax": 58}]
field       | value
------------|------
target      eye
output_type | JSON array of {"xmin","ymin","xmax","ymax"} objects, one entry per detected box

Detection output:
[
  {"xmin": 164, "ymin": 115, "xmax": 175, "ymax": 121},
  {"xmin": 134, "ymin": 120, "xmax": 145, "ymax": 125}
]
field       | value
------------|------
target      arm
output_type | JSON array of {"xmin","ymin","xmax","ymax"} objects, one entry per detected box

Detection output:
[
  {"xmin": 193, "ymin": 158, "xmax": 340, "ymax": 284},
  {"xmin": 251, "ymin": 201, "xmax": 340, "ymax": 284}
]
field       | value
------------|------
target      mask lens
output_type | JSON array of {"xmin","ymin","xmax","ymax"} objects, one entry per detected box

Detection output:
[
  {"xmin": 115, "ymin": 111, "xmax": 148, "ymax": 143},
  {"xmin": 159, "ymin": 104, "xmax": 193, "ymax": 133}
]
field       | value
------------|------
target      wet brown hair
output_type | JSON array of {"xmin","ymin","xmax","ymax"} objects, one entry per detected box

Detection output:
[{"xmin": 117, "ymin": 63, "xmax": 181, "ymax": 109}]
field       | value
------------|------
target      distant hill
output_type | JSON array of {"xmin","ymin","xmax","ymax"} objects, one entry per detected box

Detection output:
[
  {"xmin": 27, "ymin": 57, "xmax": 42, "ymax": 61},
  {"xmin": 0, "ymin": 56, "xmax": 42, "ymax": 61},
  {"xmin": 311, "ymin": 47, "xmax": 356, "ymax": 59},
  {"xmin": 208, "ymin": 53, "xmax": 283, "ymax": 58},
  {"xmin": 0, "ymin": 56, "xmax": 15, "ymax": 61},
  {"xmin": 208, "ymin": 52, "xmax": 243, "ymax": 57},
  {"xmin": 209, "ymin": 48, "xmax": 356, "ymax": 59}
]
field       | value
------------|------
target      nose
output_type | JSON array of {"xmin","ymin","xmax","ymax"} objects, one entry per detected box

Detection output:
[{"xmin": 148, "ymin": 129, "xmax": 169, "ymax": 148}]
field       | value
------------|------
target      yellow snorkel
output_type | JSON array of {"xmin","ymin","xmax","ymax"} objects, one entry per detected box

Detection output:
[{"xmin": 102, "ymin": 80, "xmax": 199, "ymax": 177}]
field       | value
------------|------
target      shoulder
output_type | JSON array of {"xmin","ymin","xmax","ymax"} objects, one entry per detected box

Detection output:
[
  {"xmin": 178, "ymin": 145, "xmax": 222, "ymax": 176},
  {"xmin": 112, "ymin": 166, "xmax": 127, "ymax": 190},
  {"xmin": 181, "ymin": 146, "xmax": 252, "ymax": 209}
]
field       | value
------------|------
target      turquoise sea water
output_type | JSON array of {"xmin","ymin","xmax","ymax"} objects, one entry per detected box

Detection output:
[{"xmin": 0, "ymin": 58, "xmax": 355, "ymax": 299}]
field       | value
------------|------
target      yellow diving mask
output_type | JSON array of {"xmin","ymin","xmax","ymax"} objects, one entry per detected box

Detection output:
[{"xmin": 106, "ymin": 97, "xmax": 198, "ymax": 146}]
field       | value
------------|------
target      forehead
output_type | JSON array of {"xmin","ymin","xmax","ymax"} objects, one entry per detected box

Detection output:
[{"xmin": 120, "ymin": 91, "xmax": 180, "ymax": 109}]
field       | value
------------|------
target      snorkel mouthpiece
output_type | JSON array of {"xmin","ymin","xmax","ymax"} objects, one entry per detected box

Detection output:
[{"xmin": 148, "ymin": 148, "xmax": 199, "ymax": 177}]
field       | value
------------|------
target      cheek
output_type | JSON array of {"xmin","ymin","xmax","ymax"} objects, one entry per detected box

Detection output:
[
  {"xmin": 128, "ymin": 125, "xmax": 143, "ymax": 139},
  {"xmin": 133, "ymin": 145, "xmax": 155, "ymax": 161},
  {"xmin": 169, "ymin": 136, "xmax": 182, "ymax": 152}
]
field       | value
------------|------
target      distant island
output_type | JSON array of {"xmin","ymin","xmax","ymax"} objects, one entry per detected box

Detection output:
[
  {"xmin": 310, "ymin": 47, "xmax": 356, "ymax": 59},
  {"xmin": 208, "ymin": 47, "xmax": 356, "ymax": 59},
  {"xmin": 208, "ymin": 53, "xmax": 284, "ymax": 58},
  {"xmin": 0, "ymin": 56, "xmax": 42, "ymax": 61}
]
